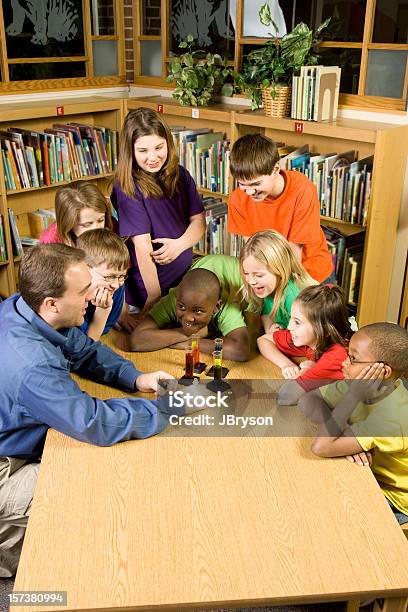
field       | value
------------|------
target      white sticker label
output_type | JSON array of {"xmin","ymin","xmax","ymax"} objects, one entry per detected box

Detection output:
[{"xmin": 192, "ymin": 108, "xmax": 200, "ymax": 119}]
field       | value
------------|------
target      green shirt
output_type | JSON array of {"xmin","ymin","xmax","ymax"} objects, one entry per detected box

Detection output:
[
  {"xmin": 261, "ymin": 279, "xmax": 301, "ymax": 328},
  {"xmin": 149, "ymin": 255, "xmax": 246, "ymax": 337}
]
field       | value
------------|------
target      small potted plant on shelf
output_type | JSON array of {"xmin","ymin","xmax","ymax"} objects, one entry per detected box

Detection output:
[
  {"xmin": 236, "ymin": 2, "xmax": 331, "ymax": 116},
  {"xmin": 167, "ymin": 34, "xmax": 235, "ymax": 107}
]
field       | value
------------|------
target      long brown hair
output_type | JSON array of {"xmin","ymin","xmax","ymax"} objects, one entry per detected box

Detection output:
[
  {"xmin": 240, "ymin": 230, "xmax": 316, "ymax": 318},
  {"xmin": 295, "ymin": 284, "xmax": 352, "ymax": 359},
  {"xmin": 55, "ymin": 181, "xmax": 112, "ymax": 247},
  {"xmin": 115, "ymin": 107, "xmax": 179, "ymax": 199}
]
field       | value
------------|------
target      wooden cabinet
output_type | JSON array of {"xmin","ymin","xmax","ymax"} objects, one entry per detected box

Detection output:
[
  {"xmin": 1, "ymin": 93, "xmax": 406, "ymax": 329},
  {"xmin": 0, "ymin": 96, "xmax": 124, "ymax": 297},
  {"xmin": 126, "ymin": 96, "xmax": 408, "ymax": 326}
]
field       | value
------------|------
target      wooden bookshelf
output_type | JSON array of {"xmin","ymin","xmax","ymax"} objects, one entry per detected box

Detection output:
[
  {"xmin": 126, "ymin": 96, "xmax": 408, "ymax": 326},
  {"xmin": 0, "ymin": 96, "xmax": 124, "ymax": 297}
]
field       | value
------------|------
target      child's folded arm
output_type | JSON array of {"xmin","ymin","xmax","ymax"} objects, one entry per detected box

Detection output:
[
  {"xmin": 129, "ymin": 316, "xmax": 188, "ymax": 352},
  {"xmin": 257, "ymin": 333, "xmax": 299, "ymax": 373},
  {"xmin": 303, "ymin": 389, "xmax": 364, "ymax": 457}
]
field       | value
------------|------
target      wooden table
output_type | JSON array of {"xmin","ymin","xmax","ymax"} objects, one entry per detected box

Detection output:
[{"xmin": 13, "ymin": 334, "xmax": 408, "ymax": 612}]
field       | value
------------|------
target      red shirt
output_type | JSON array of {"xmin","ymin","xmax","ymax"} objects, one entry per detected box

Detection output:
[
  {"xmin": 273, "ymin": 329, "xmax": 346, "ymax": 391},
  {"xmin": 227, "ymin": 170, "xmax": 333, "ymax": 282}
]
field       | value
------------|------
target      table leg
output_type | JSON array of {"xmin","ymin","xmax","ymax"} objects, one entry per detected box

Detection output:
[
  {"xmin": 373, "ymin": 597, "xmax": 408, "ymax": 611},
  {"xmin": 345, "ymin": 600, "xmax": 360, "ymax": 612}
]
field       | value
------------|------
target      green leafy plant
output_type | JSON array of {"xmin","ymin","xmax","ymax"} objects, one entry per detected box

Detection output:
[
  {"xmin": 167, "ymin": 34, "xmax": 235, "ymax": 107},
  {"xmin": 236, "ymin": 3, "xmax": 331, "ymax": 109}
]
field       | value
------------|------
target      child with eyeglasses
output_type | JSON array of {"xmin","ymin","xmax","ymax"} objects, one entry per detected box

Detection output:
[
  {"xmin": 300, "ymin": 322, "xmax": 408, "ymax": 526},
  {"xmin": 76, "ymin": 229, "xmax": 129, "ymax": 341}
]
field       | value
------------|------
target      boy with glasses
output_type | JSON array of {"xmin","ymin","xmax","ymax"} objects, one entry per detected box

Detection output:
[
  {"xmin": 76, "ymin": 228, "xmax": 129, "ymax": 341},
  {"xmin": 300, "ymin": 323, "xmax": 408, "ymax": 525}
]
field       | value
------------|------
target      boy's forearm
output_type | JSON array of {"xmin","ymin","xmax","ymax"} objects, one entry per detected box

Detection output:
[
  {"xmin": 87, "ymin": 307, "xmax": 111, "ymax": 342},
  {"xmin": 257, "ymin": 335, "xmax": 296, "ymax": 369},
  {"xmin": 322, "ymin": 391, "xmax": 360, "ymax": 435},
  {"xmin": 197, "ymin": 337, "xmax": 249, "ymax": 362},
  {"xmin": 130, "ymin": 328, "xmax": 188, "ymax": 352}
]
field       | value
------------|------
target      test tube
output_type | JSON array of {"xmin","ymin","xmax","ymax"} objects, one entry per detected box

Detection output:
[
  {"xmin": 212, "ymin": 350, "xmax": 223, "ymax": 381},
  {"xmin": 214, "ymin": 337, "xmax": 223, "ymax": 352},
  {"xmin": 184, "ymin": 342, "xmax": 194, "ymax": 378},
  {"xmin": 191, "ymin": 335, "xmax": 200, "ymax": 367}
]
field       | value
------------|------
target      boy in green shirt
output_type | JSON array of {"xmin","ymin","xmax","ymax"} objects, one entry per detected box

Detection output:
[
  {"xmin": 130, "ymin": 255, "xmax": 249, "ymax": 362},
  {"xmin": 300, "ymin": 322, "xmax": 408, "ymax": 525}
]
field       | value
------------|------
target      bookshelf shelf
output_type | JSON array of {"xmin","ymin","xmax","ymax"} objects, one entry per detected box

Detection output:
[
  {"xmin": 6, "ymin": 173, "xmax": 114, "ymax": 196},
  {"xmin": 198, "ymin": 188, "xmax": 229, "ymax": 201},
  {"xmin": 125, "ymin": 97, "xmax": 408, "ymax": 326},
  {"xmin": 0, "ymin": 97, "xmax": 123, "ymax": 296},
  {"xmin": 320, "ymin": 217, "xmax": 365, "ymax": 235}
]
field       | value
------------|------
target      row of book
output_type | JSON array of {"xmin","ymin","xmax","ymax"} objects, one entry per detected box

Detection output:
[
  {"xmin": 323, "ymin": 225, "xmax": 365, "ymax": 309},
  {"xmin": 277, "ymin": 143, "xmax": 372, "ymax": 226},
  {"xmin": 195, "ymin": 196, "xmax": 229, "ymax": 255},
  {"xmin": 291, "ymin": 65, "xmax": 341, "ymax": 122},
  {"xmin": 0, "ymin": 215, "xmax": 7, "ymax": 262},
  {"xmin": 0, "ymin": 123, "xmax": 118, "ymax": 191},
  {"xmin": 171, "ymin": 127, "xmax": 230, "ymax": 194}
]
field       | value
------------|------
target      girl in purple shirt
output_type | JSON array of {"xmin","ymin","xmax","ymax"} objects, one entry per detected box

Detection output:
[{"xmin": 112, "ymin": 108, "xmax": 205, "ymax": 311}]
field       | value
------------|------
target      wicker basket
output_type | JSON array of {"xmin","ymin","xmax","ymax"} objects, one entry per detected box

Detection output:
[{"xmin": 261, "ymin": 84, "xmax": 292, "ymax": 118}]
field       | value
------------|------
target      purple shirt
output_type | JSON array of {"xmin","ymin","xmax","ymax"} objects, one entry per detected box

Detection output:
[{"xmin": 112, "ymin": 166, "xmax": 203, "ymax": 307}]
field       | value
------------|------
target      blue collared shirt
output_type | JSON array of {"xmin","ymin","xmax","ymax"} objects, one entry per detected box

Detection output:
[{"xmin": 0, "ymin": 295, "xmax": 180, "ymax": 460}]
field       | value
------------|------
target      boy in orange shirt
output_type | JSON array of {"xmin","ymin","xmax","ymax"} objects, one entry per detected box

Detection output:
[{"xmin": 228, "ymin": 134, "xmax": 333, "ymax": 283}]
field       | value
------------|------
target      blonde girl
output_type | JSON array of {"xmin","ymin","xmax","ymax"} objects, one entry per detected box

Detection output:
[
  {"xmin": 40, "ymin": 180, "xmax": 112, "ymax": 246},
  {"xmin": 240, "ymin": 229, "xmax": 316, "ymax": 332}
]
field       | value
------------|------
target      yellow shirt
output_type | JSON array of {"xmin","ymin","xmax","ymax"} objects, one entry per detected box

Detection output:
[{"xmin": 320, "ymin": 379, "xmax": 408, "ymax": 515}]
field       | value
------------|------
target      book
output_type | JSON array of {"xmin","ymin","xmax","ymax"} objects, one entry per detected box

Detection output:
[
  {"xmin": 314, "ymin": 66, "xmax": 341, "ymax": 122},
  {"xmin": 8, "ymin": 208, "xmax": 24, "ymax": 257}
]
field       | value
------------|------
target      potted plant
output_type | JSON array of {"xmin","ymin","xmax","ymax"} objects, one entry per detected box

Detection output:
[
  {"xmin": 167, "ymin": 34, "xmax": 235, "ymax": 107},
  {"xmin": 236, "ymin": 3, "xmax": 331, "ymax": 114}
]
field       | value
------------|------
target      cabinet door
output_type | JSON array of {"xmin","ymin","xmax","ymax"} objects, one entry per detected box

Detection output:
[{"xmin": 399, "ymin": 250, "xmax": 408, "ymax": 330}]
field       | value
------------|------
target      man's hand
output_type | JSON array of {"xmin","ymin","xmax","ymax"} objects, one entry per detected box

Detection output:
[
  {"xmin": 92, "ymin": 286, "xmax": 113, "ymax": 310},
  {"xmin": 135, "ymin": 371, "xmax": 175, "ymax": 393},
  {"xmin": 281, "ymin": 365, "xmax": 301, "ymax": 379},
  {"xmin": 151, "ymin": 238, "xmax": 184, "ymax": 265},
  {"xmin": 346, "ymin": 450, "xmax": 373, "ymax": 466},
  {"xmin": 347, "ymin": 362, "xmax": 386, "ymax": 402}
]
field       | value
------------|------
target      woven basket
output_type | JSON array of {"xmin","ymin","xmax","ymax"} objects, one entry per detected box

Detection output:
[{"xmin": 261, "ymin": 84, "xmax": 292, "ymax": 118}]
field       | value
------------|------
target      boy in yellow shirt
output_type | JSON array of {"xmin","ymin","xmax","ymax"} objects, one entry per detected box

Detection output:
[{"xmin": 299, "ymin": 322, "xmax": 408, "ymax": 525}]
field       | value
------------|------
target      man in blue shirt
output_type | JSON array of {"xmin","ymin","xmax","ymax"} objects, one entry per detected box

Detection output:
[{"xmin": 0, "ymin": 243, "xmax": 178, "ymax": 577}]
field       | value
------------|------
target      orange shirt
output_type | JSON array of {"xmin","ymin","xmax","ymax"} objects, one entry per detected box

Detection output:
[{"xmin": 228, "ymin": 170, "xmax": 333, "ymax": 282}]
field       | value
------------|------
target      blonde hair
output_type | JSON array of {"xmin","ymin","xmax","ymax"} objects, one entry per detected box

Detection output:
[
  {"xmin": 240, "ymin": 230, "xmax": 316, "ymax": 320},
  {"xmin": 115, "ymin": 108, "xmax": 179, "ymax": 199},
  {"xmin": 55, "ymin": 181, "xmax": 112, "ymax": 247},
  {"xmin": 76, "ymin": 228, "xmax": 129, "ymax": 271}
]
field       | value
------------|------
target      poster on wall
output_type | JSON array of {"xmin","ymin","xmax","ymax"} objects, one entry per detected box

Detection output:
[
  {"xmin": 3, "ymin": 0, "xmax": 85, "ymax": 58},
  {"xmin": 170, "ymin": 0, "xmax": 234, "ymax": 57}
]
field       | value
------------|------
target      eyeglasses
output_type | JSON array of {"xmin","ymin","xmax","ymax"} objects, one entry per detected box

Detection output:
[
  {"xmin": 92, "ymin": 268, "xmax": 128, "ymax": 283},
  {"xmin": 346, "ymin": 353, "xmax": 387, "ymax": 366}
]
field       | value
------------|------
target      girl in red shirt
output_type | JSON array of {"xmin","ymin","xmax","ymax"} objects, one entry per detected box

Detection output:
[{"xmin": 257, "ymin": 284, "xmax": 352, "ymax": 404}]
